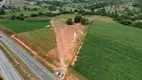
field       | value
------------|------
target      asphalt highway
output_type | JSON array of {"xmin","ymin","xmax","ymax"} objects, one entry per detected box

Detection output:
[
  {"xmin": 0, "ymin": 34, "xmax": 56, "ymax": 80},
  {"xmin": 0, "ymin": 49, "xmax": 22, "ymax": 80},
  {"xmin": 0, "ymin": 0, "xmax": 6, "ymax": 8}
]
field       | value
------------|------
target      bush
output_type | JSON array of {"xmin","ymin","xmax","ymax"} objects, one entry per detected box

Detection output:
[
  {"xmin": 66, "ymin": 18, "xmax": 73, "ymax": 25},
  {"xmin": 20, "ymin": 13, "xmax": 24, "ymax": 17},
  {"xmin": 81, "ymin": 18, "xmax": 89, "ymax": 25},
  {"xmin": 74, "ymin": 15, "xmax": 82, "ymax": 23},
  {"xmin": 0, "ymin": 8, "xmax": 5, "ymax": 15},
  {"xmin": 10, "ymin": 15, "xmax": 16, "ymax": 20},
  {"xmin": 0, "ymin": 77, "xmax": 3, "ymax": 80},
  {"xmin": 30, "ymin": 13, "xmax": 37, "ymax": 17},
  {"xmin": 114, "ymin": 17, "xmax": 132, "ymax": 25},
  {"xmin": 19, "ymin": 17, "xmax": 24, "ymax": 21},
  {"xmin": 16, "ymin": 16, "xmax": 20, "ymax": 19},
  {"xmin": 38, "ymin": 11, "xmax": 43, "ymax": 16},
  {"xmin": 133, "ymin": 22, "xmax": 142, "ymax": 29},
  {"xmin": 119, "ymin": 20, "xmax": 132, "ymax": 25}
]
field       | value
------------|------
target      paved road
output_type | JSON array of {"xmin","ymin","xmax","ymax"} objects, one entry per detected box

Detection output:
[
  {"xmin": 0, "ymin": 0, "xmax": 6, "ymax": 8},
  {"xmin": 0, "ymin": 49, "xmax": 22, "ymax": 80},
  {"xmin": 0, "ymin": 34, "xmax": 57, "ymax": 80}
]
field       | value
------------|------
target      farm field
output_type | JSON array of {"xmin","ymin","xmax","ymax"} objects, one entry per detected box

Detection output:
[
  {"xmin": 0, "ymin": 21, "xmax": 49, "ymax": 33},
  {"xmin": 19, "ymin": 28, "xmax": 55, "ymax": 52},
  {"xmin": 74, "ymin": 19, "xmax": 142, "ymax": 80},
  {"xmin": 7, "ymin": 11, "xmax": 39, "ymax": 16}
]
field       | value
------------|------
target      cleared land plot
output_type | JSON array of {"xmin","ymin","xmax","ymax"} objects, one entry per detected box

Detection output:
[
  {"xmin": 0, "ymin": 21, "xmax": 49, "ymax": 33},
  {"xmin": 74, "ymin": 20, "xmax": 142, "ymax": 80},
  {"xmin": 19, "ymin": 28, "xmax": 55, "ymax": 53}
]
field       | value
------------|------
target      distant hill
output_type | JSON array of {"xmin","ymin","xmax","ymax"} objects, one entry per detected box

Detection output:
[
  {"xmin": 3, "ymin": 0, "xmax": 140, "ymax": 6},
  {"xmin": 72, "ymin": 0, "xmax": 137, "ymax": 3},
  {"xmin": 5, "ymin": 0, "xmax": 24, "ymax": 6}
]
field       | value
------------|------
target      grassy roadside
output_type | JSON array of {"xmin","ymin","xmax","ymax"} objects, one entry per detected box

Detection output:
[
  {"xmin": 12, "ymin": 34, "xmax": 55, "ymax": 73},
  {"xmin": 0, "ymin": 40, "xmax": 40, "ymax": 80},
  {"xmin": 0, "ymin": 25, "xmax": 15, "ymax": 36},
  {"xmin": 66, "ymin": 68, "xmax": 87, "ymax": 80}
]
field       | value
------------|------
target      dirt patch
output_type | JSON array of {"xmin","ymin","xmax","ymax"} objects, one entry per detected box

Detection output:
[
  {"xmin": 53, "ymin": 21, "xmax": 85, "ymax": 68},
  {"xmin": 46, "ymin": 48, "xmax": 57, "ymax": 59},
  {"xmin": 95, "ymin": 19, "xmax": 108, "ymax": 22},
  {"xmin": 46, "ymin": 48, "xmax": 59, "ymax": 66}
]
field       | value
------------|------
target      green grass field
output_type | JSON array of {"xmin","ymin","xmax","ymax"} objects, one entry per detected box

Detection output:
[
  {"xmin": 74, "ymin": 20, "xmax": 142, "ymax": 80},
  {"xmin": 19, "ymin": 28, "xmax": 55, "ymax": 52},
  {"xmin": 0, "ymin": 21, "xmax": 49, "ymax": 33},
  {"xmin": 53, "ymin": 14, "xmax": 75, "ymax": 23}
]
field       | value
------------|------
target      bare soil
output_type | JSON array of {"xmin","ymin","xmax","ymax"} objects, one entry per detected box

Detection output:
[{"xmin": 53, "ymin": 21, "xmax": 85, "ymax": 68}]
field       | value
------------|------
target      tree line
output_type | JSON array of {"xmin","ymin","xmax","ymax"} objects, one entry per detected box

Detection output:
[{"xmin": 66, "ymin": 15, "xmax": 89, "ymax": 25}]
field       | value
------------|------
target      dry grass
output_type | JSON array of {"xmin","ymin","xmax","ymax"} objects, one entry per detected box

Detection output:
[{"xmin": 19, "ymin": 28, "xmax": 55, "ymax": 53}]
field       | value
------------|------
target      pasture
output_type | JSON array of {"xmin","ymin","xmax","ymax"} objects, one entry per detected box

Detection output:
[
  {"xmin": 0, "ymin": 21, "xmax": 49, "ymax": 33},
  {"xmin": 74, "ymin": 20, "xmax": 142, "ymax": 80},
  {"xmin": 19, "ymin": 28, "xmax": 55, "ymax": 52}
]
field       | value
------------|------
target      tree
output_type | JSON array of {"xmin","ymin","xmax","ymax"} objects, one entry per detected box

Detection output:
[
  {"xmin": 19, "ymin": 17, "xmax": 24, "ymax": 20},
  {"xmin": 48, "ymin": 6, "xmax": 56, "ymax": 11},
  {"xmin": 19, "ymin": 13, "xmax": 25, "ymax": 20},
  {"xmin": 20, "ymin": 13, "xmax": 24, "ymax": 17},
  {"xmin": 66, "ymin": 18, "xmax": 73, "ymax": 25},
  {"xmin": 31, "ymin": 8, "xmax": 38, "ymax": 11},
  {"xmin": 0, "ymin": 77, "xmax": 3, "ymax": 80},
  {"xmin": 30, "ymin": 13, "xmax": 37, "ymax": 17},
  {"xmin": 38, "ymin": 11, "xmax": 43, "ymax": 16},
  {"xmin": 23, "ymin": 6, "xmax": 27, "ymax": 11},
  {"xmin": 74, "ymin": 15, "xmax": 82, "ymax": 23},
  {"xmin": 16, "ymin": 16, "xmax": 20, "ymax": 19},
  {"xmin": 10, "ymin": 15, "xmax": 16, "ymax": 20},
  {"xmin": 46, "ymin": 12, "xmax": 53, "ymax": 17},
  {"xmin": 0, "ymin": 8, "xmax": 5, "ymax": 15},
  {"xmin": 81, "ymin": 18, "xmax": 89, "ymax": 25}
]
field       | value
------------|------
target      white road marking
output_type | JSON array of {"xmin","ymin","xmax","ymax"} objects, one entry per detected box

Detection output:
[{"xmin": 40, "ymin": 72, "xmax": 43, "ymax": 75}]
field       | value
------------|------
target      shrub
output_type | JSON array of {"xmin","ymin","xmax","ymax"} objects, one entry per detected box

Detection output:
[
  {"xmin": 10, "ymin": 15, "xmax": 16, "ymax": 20},
  {"xmin": 19, "ymin": 17, "xmax": 24, "ymax": 21},
  {"xmin": 30, "ymin": 13, "xmax": 37, "ymax": 17},
  {"xmin": 74, "ymin": 15, "xmax": 82, "ymax": 23},
  {"xmin": 81, "ymin": 18, "xmax": 89, "ymax": 25},
  {"xmin": 66, "ymin": 18, "xmax": 73, "ymax": 25},
  {"xmin": 0, "ymin": 77, "xmax": 3, "ymax": 80},
  {"xmin": 20, "ymin": 13, "xmax": 24, "ymax": 17},
  {"xmin": 38, "ymin": 11, "xmax": 43, "ymax": 16}
]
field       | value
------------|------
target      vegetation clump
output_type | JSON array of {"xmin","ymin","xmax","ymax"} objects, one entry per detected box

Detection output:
[
  {"xmin": 0, "ymin": 77, "xmax": 3, "ymax": 80},
  {"xmin": 66, "ymin": 15, "xmax": 89, "ymax": 25},
  {"xmin": 66, "ymin": 18, "xmax": 73, "ymax": 25}
]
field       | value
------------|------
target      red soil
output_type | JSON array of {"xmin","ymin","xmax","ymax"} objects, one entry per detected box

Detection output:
[{"xmin": 53, "ymin": 21, "xmax": 85, "ymax": 68}]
